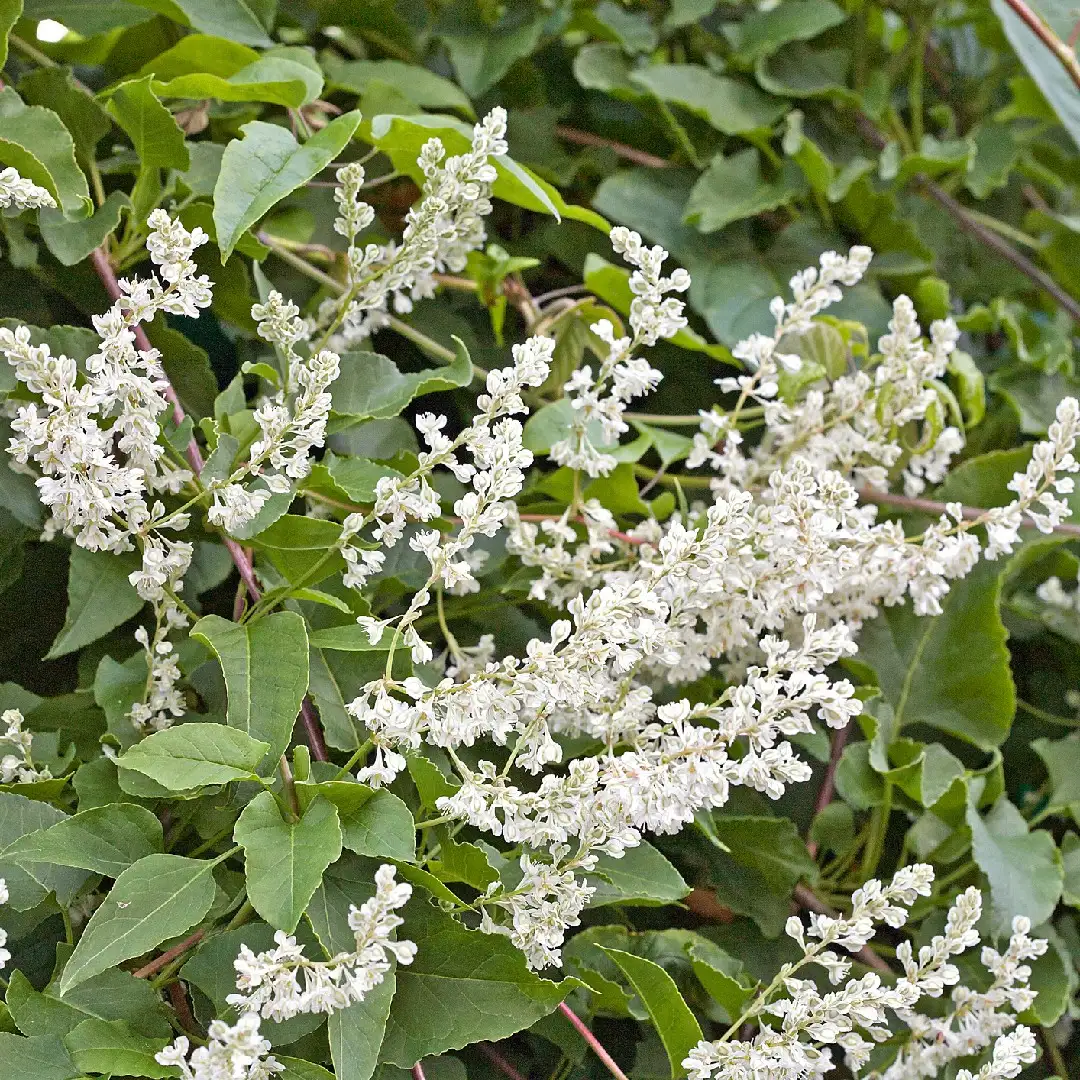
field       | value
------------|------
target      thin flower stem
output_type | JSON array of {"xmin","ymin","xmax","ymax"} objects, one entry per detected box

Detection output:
[
  {"xmin": 1017, "ymin": 699, "xmax": 1080, "ymax": 726},
  {"xmin": 792, "ymin": 884, "xmax": 893, "ymax": 975},
  {"xmin": 858, "ymin": 485, "xmax": 1080, "ymax": 538},
  {"xmin": 558, "ymin": 1002, "xmax": 630, "ymax": 1080},
  {"xmin": 333, "ymin": 739, "xmax": 374, "ymax": 781}
]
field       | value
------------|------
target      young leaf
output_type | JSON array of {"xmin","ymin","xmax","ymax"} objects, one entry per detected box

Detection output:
[
  {"xmin": 118, "ymin": 724, "xmax": 271, "ymax": 790},
  {"xmin": 191, "ymin": 611, "xmax": 309, "ymax": 764},
  {"xmin": 59, "ymin": 854, "xmax": 218, "ymax": 994},
  {"xmin": 213, "ymin": 111, "xmax": 362, "ymax": 261},
  {"xmin": 235, "ymin": 791, "xmax": 343, "ymax": 932},
  {"xmin": 599, "ymin": 947, "xmax": 703, "ymax": 1078},
  {"xmin": 3, "ymin": 802, "xmax": 162, "ymax": 877}
]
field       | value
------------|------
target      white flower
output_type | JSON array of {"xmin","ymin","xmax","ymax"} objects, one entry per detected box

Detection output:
[
  {"xmin": 156, "ymin": 1012, "xmax": 282, "ymax": 1080},
  {"xmin": 0, "ymin": 166, "xmax": 56, "ymax": 211}
]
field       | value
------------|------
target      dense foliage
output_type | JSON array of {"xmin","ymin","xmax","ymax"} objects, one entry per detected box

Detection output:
[{"xmin": 2, "ymin": 2, "xmax": 1080, "ymax": 1080}]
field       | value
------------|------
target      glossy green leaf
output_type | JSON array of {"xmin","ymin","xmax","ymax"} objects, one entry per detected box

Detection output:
[
  {"xmin": 236, "ymin": 791, "xmax": 343, "ymax": 932},
  {"xmin": 17, "ymin": 67, "xmax": 111, "ymax": 169},
  {"xmin": 118, "ymin": 724, "xmax": 270, "ymax": 789},
  {"xmin": 127, "ymin": 0, "xmax": 272, "ymax": 46},
  {"xmin": 0, "ymin": 793, "xmax": 85, "ymax": 911},
  {"xmin": 339, "ymin": 789, "xmax": 416, "ymax": 862},
  {"xmin": 213, "ymin": 111, "xmax": 362, "ymax": 261},
  {"xmin": 0, "ymin": 0, "xmax": 19, "ymax": 70},
  {"xmin": 589, "ymin": 842, "xmax": 689, "ymax": 907},
  {"xmin": 191, "ymin": 611, "xmax": 309, "ymax": 764},
  {"xmin": 46, "ymin": 546, "xmax": 144, "ymax": 659},
  {"xmin": 324, "ymin": 58, "xmax": 474, "ymax": 117},
  {"xmin": 0, "ymin": 88, "xmax": 91, "ymax": 219},
  {"xmin": 380, "ymin": 898, "xmax": 576, "ymax": 1065},
  {"xmin": 599, "ymin": 948, "xmax": 702, "ymax": 1078},
  {"xmin": 4, "ymin": 802, "xmax": 161, "ymax": 877},
  {"xmin": 59, "ymin": 854, "xmax": 217, "ymax": 993}
]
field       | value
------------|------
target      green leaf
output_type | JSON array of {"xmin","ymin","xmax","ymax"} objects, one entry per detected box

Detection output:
[
  {"xmin": 1032, "ymin": 733, "xmax": 1080, "ymax": 812},
  {"xmin": 308, "ymin": 624, "xmax": 387, "ymax": 652},
  {"xmin": 105, "ymin": 76, "xmax": 188, "ymax": 174},
  {"xmin": 0, "ymin": 88, "xmax": 91, "ymax": 219},
  {"xmin": 0, "ymin": 1033, "xmax": 80, "ymax": 1080},
  {"xmin": 723, "ymin": 0, "xmax": 847, "ymax": 62},
  {"xmin": 6, "ymin": 966, "xmax": 170, "ymax": 1040},
  {"xmin": 280, "ymin": 1059, "xmax": 337, "ymax": 1080},
  {"xmin": 62, "ymin": 1018, "xmax": 171, "ymax": 1079},
  {"xmin": 599, "ymin": 948, "xmax": 702, "ymax": 1079},
  {"xmin": 236, "ymin": 791, "xmax": 342, "ymax": 932},
  {"xmin": 589, "ymin": 842, "xmax": 689, "ymax": 907},
  {"xmin": 37, "ymin": 190, "xmax": 129, "ymax": 266},
  {"xmin": 119, "ymin": 724, "xmax": 271, "ymax": 790},
  {"xmin": 855, "ymin": 556, "xmax": 1014, "ymax": 749},
  {"xmin": 1064, "ymin": 832, "xmax": 1080, "ymax": 908},
  {"xmin": 324, "ymin": 58, "xmax": 474, "ymax": 118},
  {"xmin": 331, "ymin": 343, "xmax": 473, "ymax": 422},
  {"xmin": 380, "ymin": 898, "xmax": 575, "ymax": 1065},
  {"xmin": 46, "ymin": 546, "xmax": 144, "ymax": 659},
  {"xmin": 152, "ymin": 51, "xmax": 322, "ymax": 108},
  {"xmin": 991, "ymin": 0, "xmax": 1080, "ymax": 151},
  {"xmin": 4, "ymin": 802, "xmax": 161, "ymax": 877},
  {"xmin": 630, "ymin": 65, "xmax": 786, "ymax": 135},
  {"xmin": 0, "ymin": 0, "xmax": 20, "ymax": 70},
  {"xmin": 688, "ymin": 943, "xmax": 754, "ymax": 1023},
  {"xmin": 967, "ymin": 797, "xmax": 1063, "ymax": 934},
  {"xmin": 18, "ymin": 67, "xmax": 111, "ymax": 170},
  {"xmin": 325, "ymin": 455, "xmax": 404, "ymax": 501},
  {"xmin": 127, "ymin": 0, "xmax": 272, "ymax": 46},
  {"xmin": 248, "ymin": 516, "xmax": 345, "ymax": 584},
  {"xmin": 213, "ymin": 111, "xmax": 362, "ymax": 261},
  {"xmin": 365, "ymin": 113, "xmax": 609, "ymax": 233},
  {"xmin": 338, "ymin": 789, "xmax": 416, "ymax": 862},
  {"xmin": 59, "ymin": 853, "xmax": 218, "ymax": 994},
  {"xmin": 0, "ymin": 792, "xmax": 86, "ymax": 911},
  {"xmin": 685, "ymin": 149, "xmax": 807, "ymax": 233},
  {"xmin": 191, "ymin": 611, "xmax": 309, "ymax": 764}
]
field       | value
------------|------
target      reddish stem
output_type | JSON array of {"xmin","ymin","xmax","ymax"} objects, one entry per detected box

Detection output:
[
  {"xmin": 478, "ymin": 1044, "xmax": 529, "ymax": 1080},
  {"xmin": 88, "ymin": 245, "xmax": 329, "ymax": 759},
  {"xmin": 558, "ymin": 1002, "xmax": 630, "ymax": 1080},
  {"xmin": 412, "ymin": 1065, "xmax": 427, "ymax": 1080},
  {"xmin": 792, "ymin": 884, "xmax": 892, "ymax": 975},
  {"xmin": 167, "ymin": 980, "xmax": 198, "ymax": 1034},
  {"xmin": 807, "ymin": 721, "xmax": 853, "ymax": 858},
  {"xmin": 554, "ymin": 125, "xmax": 673, "ymax": 170},
  {"xmin": 132, "ymin": 930, "xmax": 204, "ymax": 978},
  {"xmin": 1001, "ymin": 0, "xmax": 1080, "ymax": 92}
]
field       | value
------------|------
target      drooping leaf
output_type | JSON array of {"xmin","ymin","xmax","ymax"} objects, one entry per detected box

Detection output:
[
  {"xmin": 191, "ymin": 611, "xmax": 309, "ymax": 764},
  {"xmin": 118, "ymin": 724, "xmax": 270, "ymax": 790},
  {"xmin": 213, "ymin": 111, "xmax": 362, "ymax": 261},
  {"xmin": 59, "ymin": 854, "xmax": 218, "ymax": 993},
  {"xmin": 235, "ymin": 791, "xmax": 343, "ymax": 933},
  {"xmin": 967, "ymin": 797, "xmax": 1063, "ymax": 934},
  {"xmin": 3, "ymin": 802, "xmax": 161, "ymax": 877},
  {"xmin": 46, "ymin": 546, "xmax": 144, "ymax": 659},
  {"xmin": 379, "ymin": 898, "xmax": 576, "ymax": 1065},
  {"xmin": 599, "ymin": 948, "xmax": 702, "ymax": 1079},
  {"xmin": 0, "ymin": 88, "xmax": 92, "ymax": 219}
]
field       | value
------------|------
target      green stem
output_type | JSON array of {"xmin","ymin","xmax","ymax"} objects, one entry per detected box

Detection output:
[
  {"xmin": 1017, "ymin": 698, "xmax": 1080, "ymax": 727},
  {"xmin": 910, "ymin": 18, "xmax": 929, "ymax": 148},
  {"xmin": 861, "ymin": 781, "xmax": 893, "ymax": 878},
  {"xmin": 333, "ymin": 740, "xmax": 374, "ymax": 781},
  {"xmin": 8, "ymin": 34, "xmax": 58, "ymax": 68}
]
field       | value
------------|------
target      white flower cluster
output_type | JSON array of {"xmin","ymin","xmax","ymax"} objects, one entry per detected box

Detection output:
[
  {"xmin": 156, "ymin": 1013, "xmax": 282, "ymax": 1080},
  {"xmin": 322, "ymin": 108, "xmax": 507, "ymax": 348},
  {"xmin": 684, "ymin": 871, "xmax": 1042, "ymax": 1080},
  {"xmin": 0, "ymin": 709, "xmax": 51, "ymax": 784},
  {"xmin": 551, "ymin": 229, "xmax": 688, "ymax": 477},
  {"xmin": 0, "ymin": 166, "xmax": 56, "ymax": 211},
  {"xmin": 0, "ymin": 210, "xmax": 210, "ymax": 552},
  {"xmin": 227, "ymin": 864, "xmax": 414, "ymax": 1021}
]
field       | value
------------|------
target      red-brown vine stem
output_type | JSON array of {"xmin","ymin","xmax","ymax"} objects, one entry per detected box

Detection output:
[
  {"xmin": 792, "ymin": 884, "xmax": 893, "ymax": 976},
  {"xmin": 1001, "ymin": 0, "xmax": 1080, "ymax": 92},
  {"xmin": 806, "ymin": 720, "xmax": 854, "ymax": 859},
  {"xmin": 132, "ymin": 929, "xmax": 204, "ymax": 979},
  {"xmin": 558, "ymin": 1002, "xmax": 631, "ymax": 1080},
  {"xmin": 477, "ymin": 1042, "xmax": 529, "ymax": 1080},
  {"xmin": 88, "ymin": 246, "xmax": 331, "ymax": 760}
]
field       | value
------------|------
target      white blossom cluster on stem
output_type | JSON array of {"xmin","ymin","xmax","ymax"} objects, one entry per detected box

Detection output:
[
  {"xmin": 683, "ymin": 870, "xmax": 1043, "ymax": 1080},
  {"xmin": 155, "ymin": 1013, "xmax": 282, "ymax": 1080},
  {"xmin": 227, "ymin": 864, "xmax": 415, "ymax": 1021},
  {"xmin": 0, "ymin": 709, "xmax": 50, "ymax": 784},
  {"xmin": 0, "ymin": 166, "xmax": 56, "ymax": 211},
  {"xmin": 0, "ymin": 877, "xmax": 9, "ymax": 972},
  {"xmin": 320, "ymin": 108, "xmax": 507, "ymax": 348}
]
